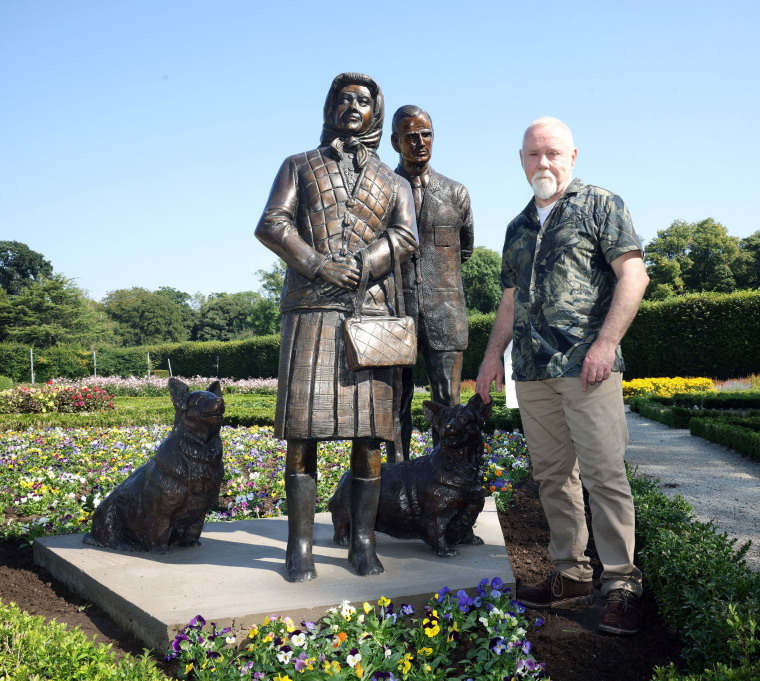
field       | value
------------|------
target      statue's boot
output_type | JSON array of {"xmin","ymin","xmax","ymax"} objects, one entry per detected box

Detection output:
[
  {"xmin": 348, "ymin": 476, "xmax": 384, "ymax": 576},
  {"xmin": 284, "ymin": 473, "xmax": 317, "ymax": 582}
]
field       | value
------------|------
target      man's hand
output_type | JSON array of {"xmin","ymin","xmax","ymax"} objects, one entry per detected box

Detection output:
[
  {"xmin": 475, "ymin": 287, "xmax": 515, "ymax": 404},
  {"xmin": 580, "ymin": 251, "xmax": 650, "ymax": 392},
  {"xmin": 475, "ymin": 352, "xmax": 504, "ymax": 404},
  {"xmin": 318, "ymin": 257, "xmax": 361, "ymax": 290},
  {"xmin": 580, "ymin": 338, "xmax": 616, "ymax": 391}
]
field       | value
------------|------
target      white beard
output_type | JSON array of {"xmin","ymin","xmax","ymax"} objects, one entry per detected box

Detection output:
[{"xmin": 531, "ymin": 171, "xmax": 558, "ymax": 200}]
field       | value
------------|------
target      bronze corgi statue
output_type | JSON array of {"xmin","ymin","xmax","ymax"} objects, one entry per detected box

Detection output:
[
  {"xmin": 328, "ymin": 393, "xmax": 491, "ymax": 557},
  {"xmin": 84, "ymin": 378, "xmax": 224, "ymax": 554}
]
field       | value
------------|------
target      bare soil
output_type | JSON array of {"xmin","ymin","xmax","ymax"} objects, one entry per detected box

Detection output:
[{"xmin": 0, "ymin": 477, "xmax": 684, "ymax": 680}]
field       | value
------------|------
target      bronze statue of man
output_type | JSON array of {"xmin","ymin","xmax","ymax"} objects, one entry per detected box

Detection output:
[
  {"xmin": 255, "ymin": 73, "xmax": 417, "ymax": 581},
  {"xmin": 388, "ymin": 105, "xmax": 474, "ymax": 461}
]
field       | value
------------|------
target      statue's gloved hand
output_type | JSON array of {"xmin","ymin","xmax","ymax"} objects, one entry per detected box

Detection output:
[{"xmin": 318, "ymin": 255, "xmax": 361, "ymax": 291}]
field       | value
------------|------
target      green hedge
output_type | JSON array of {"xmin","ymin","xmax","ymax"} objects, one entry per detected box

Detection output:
[
  {"xmin": 631, "ymin": 474, "xmax": 760, "ymax": 677},
  {"xmin": 690, "ymin": 418, "xmax": 760, "ymax": 461},
  {"xmin": 622, "ymin": 290, "xmax": 760, "ymax": 380},
  {"xmin": 0, "ymin": 336, "xmax": 280, "ymax": 383},
  {"xmin": 4, "ymin": 290, "xmax": 760, "ymax": 383},
  {"xmin": 0, "ymin": 393, "xmax": 280, "ymax": 431},
  {"xmin": 628, "ymin": 393, "xmax": 760, "ymax": 459},
  {"xmin": 0, "ymin": 391, "xmax": 522, "ymax": 435}
]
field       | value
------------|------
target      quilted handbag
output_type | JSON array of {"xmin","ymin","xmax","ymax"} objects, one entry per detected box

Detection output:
[{"xmin": 344, "ymin": 240, "xmax": 417, "ymax": 372}]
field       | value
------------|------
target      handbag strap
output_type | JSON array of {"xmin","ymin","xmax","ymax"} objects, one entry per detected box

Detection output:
[{"xmin": 352, "ymin": 233, "xmax": 406, "ymax": 319}]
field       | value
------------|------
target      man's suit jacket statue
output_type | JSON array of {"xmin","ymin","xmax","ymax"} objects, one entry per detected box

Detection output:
[{"xmin": 390, "ymin": 105, "xmax": 474, "ymax": 460}]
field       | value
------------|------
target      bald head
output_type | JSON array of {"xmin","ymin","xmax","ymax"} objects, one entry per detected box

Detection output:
[
  {"xmin": 520, "ymin": 117, "xmax": 577, "ymax": 207},
  {"xmin": 522, "ymin": 117, "xmax": 574, "ymax": 151}
]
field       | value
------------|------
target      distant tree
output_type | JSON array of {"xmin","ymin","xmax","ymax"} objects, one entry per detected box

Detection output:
[
  {"xmin": 0, "ymin": 274, "xmax": 107, "ymax": 348},
  {"xmin": 733, "ymin": 230, "xmax": 760, "ymax": 290},
  {"xmin": 156, "ymin": 286, "xmax": 200, "ymax": 338},
  {"xmin": 195, "ymin": 292, "xmax": 268, "ymax": 341},
  {"xmin": 461, "ymin": 246, "xmax": 502, "ymax": 314},
  {"xmin": 102, "ymin": 287, "xmax": 187, "ymax": 346},
  {"xmin": 644, "ymin": 218, "xmax": 742, "ymax": 298},
  {"xmin": 0, "ymin": 241, "xmax": 54, "ymax": 295},
  {"xmin": 251, "ymin": 259, "xmax": 284, "ymax": 334},
  {"xmin": 256, "ymin": 259, "xmax": 286, "ymax": 301}
]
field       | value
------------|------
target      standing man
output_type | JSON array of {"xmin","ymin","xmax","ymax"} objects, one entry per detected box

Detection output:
[
  {"xmin": 475, "ymin": 117, "xmax": 649, "ymax": 635},
  {"xmin": 389, "ymin": 105, "xmax": 474, "ymax": 461},
  {"xmin": 256, "ymin": 73, "xmax": 417, "ymax": 582}
]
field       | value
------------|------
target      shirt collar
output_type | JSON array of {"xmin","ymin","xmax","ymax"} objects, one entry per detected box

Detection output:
[
  {"xmin": 396, "ymin": 165, "xmax": 431, "ymax": 187},
  {"xmin": 522, "ymin": 178, "xmax": 585, "ymax": 223}
]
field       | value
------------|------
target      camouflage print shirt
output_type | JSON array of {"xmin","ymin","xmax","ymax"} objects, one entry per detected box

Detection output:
[{"xmin": 501, "ymin": 178, "xmax": 643, "ymax": 381}]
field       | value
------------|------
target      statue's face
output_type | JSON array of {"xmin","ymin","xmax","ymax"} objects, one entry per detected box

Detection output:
[
  {"xmin": 392, "ymin": 114, "xmax": 433, "ymax": 167},
  {"xmin": 333, "ymin": 85, "xmax": 373, "ymax": 135}
]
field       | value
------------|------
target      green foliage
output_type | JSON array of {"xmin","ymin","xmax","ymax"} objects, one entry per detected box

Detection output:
[
  {"xmin": 156, "ymin": 286, "xmax": 200, "ymax": 339},
  {"xmin": 0, "ymin": 598, "xmax": 168, "ymax": 680},
  {"xmin": 0, "ymin": 274, "xmax": 107, "ymax": 349},
  {"xmin": 195, "ymin": 291, "xmax": 277, "ymax": 341},
  {"xmin": 102, "ymin": 287, "xmax": 188, "ymax": 346},
  {"xmin": 630, "ymin": 474, "xmax": 760, "ymax": 675},
  {"xmin": 462, "ymin": 312, "xmax": 495, "ymax": 382},
  {"xmin": 621, "ymin": 290, "xmax": 760, "ymax": 380},
  {"xmin": 461, "ymin": 246, "xmax": 502, "ymax": 314},
  {"xmin": 0, "ymin": 336, "xmax": 280, "ymax": 383},
  {"xmin": 0, "ymin": 376, "xmax": 13, "ymax": 391},
  {"xmin": 644, "ymin": 218, "xmax": 744, "ymax": 297},
  {"xmin": 0, "ymin": 393, "xmax": 276, "ymax": 430},
  {"xmin": 652, "ymin": 661, "xmax": 760, "ymax": 680},
  {"xmin": 628, "ymin": 394, "xmax": 760, "ymax": 459},
  {"xmin": 690, "ymin": 418, "xmax": 760, "ymax": 461},
  {"xmin": 0, "ymin": 241, "xmax": 53, "ymax": 296},
  {"xmin": 734, "ymin": 230, "xmax": 760, "ymax": 290},
  {"xmin": 166, "ymin": 581, "xmax": 545, "ymax": 680}
]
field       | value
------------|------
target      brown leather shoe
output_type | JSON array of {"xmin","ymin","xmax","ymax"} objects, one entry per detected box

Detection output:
[
  {"xmin": 599, "ymin": 589, "xmax": 640, "ymax": 635},
  {"xmin": 517, "ymin": 572, "xmax": 594, "ymax": 608}
]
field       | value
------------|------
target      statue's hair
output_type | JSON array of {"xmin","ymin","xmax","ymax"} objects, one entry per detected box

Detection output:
[
  {"xmin": 320, "ymin": 72, "xmax": 384, "ymax": 149},
  {"xmin": 391, "ymin": 105, "xmax": 434, "ymax": 137}
]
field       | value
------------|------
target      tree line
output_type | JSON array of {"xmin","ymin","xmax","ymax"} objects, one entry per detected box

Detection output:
[{"xmin": 2, "ymin": 221, "xmax": 759, "ymax": 350}]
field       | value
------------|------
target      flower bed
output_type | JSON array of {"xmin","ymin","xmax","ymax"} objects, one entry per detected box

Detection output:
[
  {"xmin": 166, "ymin": 579, "xmax": 547, "ymax": 680},
  {"xmin": 0, "ymin": 382, "xmax": 114, "ymax": 414},
  {"xmin": 622, "ymin": 377, "xmax": 715, "ymax": 400},
  {"xmin": 47, "ymin": 375, "xmax": 279, "ymax": 397},
  {"xmin": 0, "ymin": 426, "xmax": 530, "ymax": 546}
]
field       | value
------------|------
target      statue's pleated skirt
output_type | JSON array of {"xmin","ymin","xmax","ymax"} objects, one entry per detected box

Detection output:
[{"xmin": 274, "ymin": 310, "xmax": 394, "ymax": 441}]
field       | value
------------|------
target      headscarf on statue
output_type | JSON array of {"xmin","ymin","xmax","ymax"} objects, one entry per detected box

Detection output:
[{"xmin": 320, "ymin": 72, "xmax": 384, "ymax": 170}]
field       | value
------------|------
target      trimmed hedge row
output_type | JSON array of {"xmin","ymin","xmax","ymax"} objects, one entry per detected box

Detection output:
[
  {"xmin": 622, "ymin": 290, "xmax": 760, "ymax": 380},
  {"xmin": 628, "ymin": 392, "xmax": 760, "ymax": 459},
  {"xmin": 0, "ymin": 336, "xmax": 280, "ymax": 384},
  {"xmin": 631, "ymin": 474, "xmax": 760, "ymax": 678},
  {"xmin": 690, "ymin": 418, "xmax": 760, "ymax": 462},
  {"xmin": 3, "ymin": 289, "xmax": 760, "ymax": 383},
  {"xmin": 0, "ymin": 391, "xmax": 523, "ymax": 435}
]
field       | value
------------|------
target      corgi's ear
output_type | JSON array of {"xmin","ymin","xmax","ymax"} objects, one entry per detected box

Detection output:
[
  {"xmin": 469, "ymin": 393, "xmax": 492, "ymax": 423},
  {"xmin": 423, "ymin": 400, "xmax": 444, "ymax": 431},
  {"xmin": 169, "ymin": 377, "xmax": 189, "ymax": 407},
  {"xmin": 207, "ymin": 380, "xmax": 222, "ymax": 397}
]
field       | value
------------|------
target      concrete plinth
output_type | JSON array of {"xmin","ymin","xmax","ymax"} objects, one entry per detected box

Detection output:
[{"xmin": 34, "ymin": 497, "xmax": 513, "ymax": 653}]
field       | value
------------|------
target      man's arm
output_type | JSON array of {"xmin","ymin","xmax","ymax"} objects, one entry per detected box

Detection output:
[
  {"xmin": 458, "ymin": 186, "xmax": 474, "ymax": 263},
  {"xmin": 475, "ymin": 287, "xmax": 515, "ymax": 403},
  {"xmin": 580, "ymin": 251, "xmax": 650, "ymax": 391}
]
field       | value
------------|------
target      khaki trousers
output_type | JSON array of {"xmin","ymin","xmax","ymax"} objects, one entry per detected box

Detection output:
[{"xmin": 515, "ymin": 373, "xmax": 643, "ymax": 596}]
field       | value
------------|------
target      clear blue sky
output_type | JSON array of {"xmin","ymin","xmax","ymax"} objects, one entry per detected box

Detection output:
[{"xmin": 2, "ymin": 0, "xmax": 758, "ymax": 302}]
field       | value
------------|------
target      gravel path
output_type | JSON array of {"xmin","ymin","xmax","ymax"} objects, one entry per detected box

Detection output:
[{"xmin": 624, "ymin": 408, "xmax": 760, "ymax": 572}]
